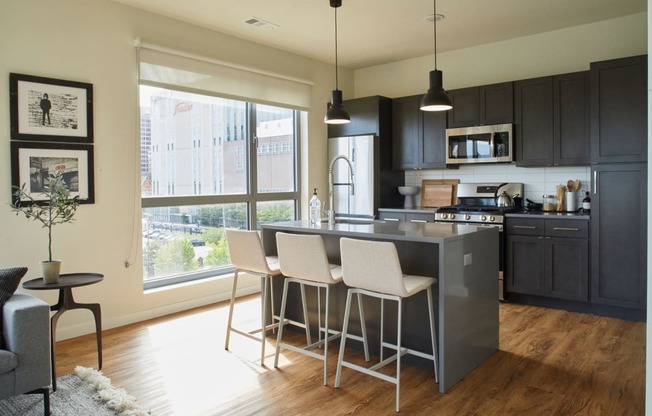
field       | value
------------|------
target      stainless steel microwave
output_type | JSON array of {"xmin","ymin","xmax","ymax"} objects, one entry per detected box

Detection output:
[{"xmin": 445, "ymin": 123, "xmax": 513, "ymax": 164}]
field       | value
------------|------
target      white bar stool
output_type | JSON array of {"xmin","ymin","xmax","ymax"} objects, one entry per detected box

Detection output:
[
  {"xmin": 224, "ymin": 229, "xmax": 311, "ymax": 366},
  {"xmin": 274, "ymin": 232, "xmax": 369, "ymax": 386},
  {"xmin": 335, "ymin": 237, "xmax": 439, "ymax": 413}
]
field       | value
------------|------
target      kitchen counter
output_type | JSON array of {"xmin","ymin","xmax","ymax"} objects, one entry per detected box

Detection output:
[
  {"xmin": 261, "ymin": 220, "xmax": 499, "ymax": 393},
  {"xmin": 506, "ymin": 210, "xmax": 591, "ymax": 220}
]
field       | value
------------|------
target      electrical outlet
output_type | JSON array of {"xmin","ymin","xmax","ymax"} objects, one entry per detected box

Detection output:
[{"xmin": 463, "ymin": 253, "xmax": 472, "ymax": 266}]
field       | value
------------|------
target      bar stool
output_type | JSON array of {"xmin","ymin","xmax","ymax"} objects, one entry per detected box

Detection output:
[
  {"xmin": 224, "ymin": 229, "xmax": 311, "ymax": 366},
  {"xmin": 335, "ymin": 237, "xmax": 438, "ymax": 413},
  {"xmin": 274, "ymin": 232, "xmax": 369, "ymax": 386}
]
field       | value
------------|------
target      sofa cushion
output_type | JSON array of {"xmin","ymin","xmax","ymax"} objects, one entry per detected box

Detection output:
[
  {"xmin": 0, "ymin": 350, "xmax": 17, "ymax": 375},
  {"xmin": 0, "ymin": 268, "xmax": 28, "ymax": 348}
]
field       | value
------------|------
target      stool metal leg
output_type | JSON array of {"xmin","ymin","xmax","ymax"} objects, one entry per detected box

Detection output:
[
  {"xmin": 357, "ymin": 293, "xmax": 370, "ymax": 361},
  {"xmin": 334, "ymin": 289, "xmax": 354, "ymax": 388},
  {"xmin": 260, "ymin": 275, "xmax": 270, "ymax": 365},
  {"xmin": 274, "ymin": 278, "xmax": 291, "ymax": 368},
  {"xmin": 323, "ymin": 285, "xmax": 330, "ymax": 385},
  {"xmin": 224, "ymin": 269, "xmax": 239, "ymax": 350},
  {"xmin": 380, "ymin": 298, "xmax": 385, "ymax": 362},
  {"xmin": 427, "ymin": 286, "xmax": 439, "ymax": 383},
  {"xmin": 396, "ymin": 298, "xmax": 403, "ymax": 413},
  {"xmin": 300, "ymin": 283, "xmax": 311, "ymax": 346}
]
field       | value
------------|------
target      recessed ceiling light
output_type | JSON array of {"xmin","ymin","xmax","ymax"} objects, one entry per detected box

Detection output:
[
  {"xmin": 424, "ymin": 14, "xmax": 445, "ymax": 22},
  {"xmin": 244, "ymin": 17, "xmax": 279, "ymax": 31}
]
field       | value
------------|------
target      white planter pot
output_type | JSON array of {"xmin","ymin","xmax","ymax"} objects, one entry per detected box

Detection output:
[{"xmin": 40, "ymin": 260, "xmax": 61, "ymax": 284}]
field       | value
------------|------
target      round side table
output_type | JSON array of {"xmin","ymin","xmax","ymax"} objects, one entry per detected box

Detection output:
[{"xmin": 23, "ymin": 272, "xmax": 104, "ymax": 391}]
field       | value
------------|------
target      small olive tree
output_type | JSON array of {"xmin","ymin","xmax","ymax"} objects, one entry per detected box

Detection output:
[{"xmin": 11, "ymin": 172, "xmax": 79, "ymax": 262}]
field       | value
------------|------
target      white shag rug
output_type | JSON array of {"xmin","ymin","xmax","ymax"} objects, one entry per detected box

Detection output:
[{"xmin": 0, "ymin": 366, "xmax": 150, "ymax": 416}]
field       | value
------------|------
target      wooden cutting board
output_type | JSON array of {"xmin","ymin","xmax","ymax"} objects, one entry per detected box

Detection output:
[{"xmin": 421, "ymin": 179, "xmax": 459, "ymax": 207}]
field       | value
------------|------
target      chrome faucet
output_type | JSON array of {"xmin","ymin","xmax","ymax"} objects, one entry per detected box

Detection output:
[{"xmin": 329, "ymin": 155, "xmax": 355, "ymax": 217}]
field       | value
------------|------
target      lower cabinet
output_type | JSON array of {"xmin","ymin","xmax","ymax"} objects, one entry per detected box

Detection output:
[
  {"xmin": 378, "ymin": 211, "xmax": 434, "ymax": 222},
  {"xmin": 506, "ymin": 218, "xmax": 589, "ymax": 302}
]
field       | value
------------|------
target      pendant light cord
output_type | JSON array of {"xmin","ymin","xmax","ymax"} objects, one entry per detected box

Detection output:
[
  {"xmin": 433, "ymin": 0, "xmax": 438, "ymax": 70},
  {"xmin": 335, "ymin": 6, "xmax": 339, "ymax": 90}
]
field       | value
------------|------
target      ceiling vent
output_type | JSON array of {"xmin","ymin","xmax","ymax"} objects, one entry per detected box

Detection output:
[{"xmin": 244, "ymin": 17, "xmax": 279, "ymax": 31}]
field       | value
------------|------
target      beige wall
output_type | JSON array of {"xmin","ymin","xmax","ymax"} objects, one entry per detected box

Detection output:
[
  {"xmin": 354, "ymin": 13, "xmax": 647, "ymax": 98},
  {"xmin": 0, "ymin": 0, "xmax": 350, "ymax": 339}
]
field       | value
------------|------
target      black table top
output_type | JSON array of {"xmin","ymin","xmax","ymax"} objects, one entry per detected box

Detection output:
[{"xmin": 23, "ymin": 273, "xmax": 104, "ymax": 290}]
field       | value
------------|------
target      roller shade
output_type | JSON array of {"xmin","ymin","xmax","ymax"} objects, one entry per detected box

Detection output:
[{"xmin": 137, "ymin": 42, "xmax": 312, "ymax": 111}]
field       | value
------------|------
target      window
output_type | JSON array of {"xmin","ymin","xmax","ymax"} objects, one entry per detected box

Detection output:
[{"xmin": 140, "ymin": 86, "xmax": 300, "ymax": 289}]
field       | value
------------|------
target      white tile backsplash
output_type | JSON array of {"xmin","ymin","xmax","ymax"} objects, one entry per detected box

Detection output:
[{"xmin": 403, "ymin": 164, "xmax": 592, "ymax": 206}]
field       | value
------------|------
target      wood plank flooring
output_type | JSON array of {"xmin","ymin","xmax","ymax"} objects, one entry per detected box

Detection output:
[{"xmin": 55, "ymin": 296, "xmax": 645, "ymax": 415}]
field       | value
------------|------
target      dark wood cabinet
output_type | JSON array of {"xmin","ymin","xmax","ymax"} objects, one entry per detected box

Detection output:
[
  {"xmin": 590, "ymin": 55, "xmax": 647, "ymax": 163},
  {"xmin": 554, "ymin": 71, "xmax": 590, "ymax": 165},
  {"xmin": 514, "ymin": 77, "xmax": 554, "ymax": 166},
  {"xmin": 591, "ymin": 163, "xmax": 647, "ymax": 310},
  {"xmin": 392, "ymin": 95, "xmax": 447, "ymax": 170},
  {"xmin": 327, "ymin": 95, "xmax": 392, "ymax": 138},
  {"xmin": 506, "ymin": 217, "xmax": 589, "ymax": 301},
  {"xmin": 447, "ymin": 82, "xmax": 513, "ymax": 128},
  {"xmin": 515, "ymin": 72, "xmax": 590, "ymax": 167}
]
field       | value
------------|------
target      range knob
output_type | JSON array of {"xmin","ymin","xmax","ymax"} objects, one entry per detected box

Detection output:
[
  {"xmin": 465, "ymin": 214, "xmax": 471, "ymax": 221},
  {"xmin": 481, "ymin": 215, "xmax": 487, "ymax": 221},
  {"xmin": 490, "ymin": 216, "xmax": 495, "ymax": 222},
  {"xmin": 442, "ymin": 214, "xmax": 448, "ymax": 219},
  {"xmin": 450, "ymin": 214, "xmax": 456, "ymax": 220}
]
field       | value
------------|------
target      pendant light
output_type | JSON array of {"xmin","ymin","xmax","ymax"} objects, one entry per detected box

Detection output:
[
  {"xmin": 420, "ymin": 0, "xmax": 452, "ymax": 112},
  {"xmin": 324, "ymin": 0, "xmax": 350, "ymax": 124}
]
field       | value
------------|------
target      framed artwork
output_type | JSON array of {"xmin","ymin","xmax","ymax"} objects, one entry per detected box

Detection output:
[
  {"xmin": 11, "ymin": 141, "xmax": 95, "ymax": 205},
  {"xmin": 9, "ymin": 73, "xmax": 93, "ymax": 143}
]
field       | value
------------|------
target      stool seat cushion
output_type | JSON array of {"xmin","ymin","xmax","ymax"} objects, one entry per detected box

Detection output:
[
  {"xmin": 403, "ymin": 275, "xmax": 437, "ymax": 297},
  {"xmin": 329, "ymin": 265, "xmax": 343, "ymax": 282},
  {"xmin": 265, "ymin": 256, "xmax": 281, "ymax": 275}
]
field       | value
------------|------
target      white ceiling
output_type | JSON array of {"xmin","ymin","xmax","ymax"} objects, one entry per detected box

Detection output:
[{"xmin": 112, "ymin": 0, "xmax": 647, "ymax": 69}]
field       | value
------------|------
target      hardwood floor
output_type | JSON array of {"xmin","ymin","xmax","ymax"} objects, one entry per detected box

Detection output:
[{"xmin": 56, "ymin": 296, "xmax": 645, "ymax": 415}]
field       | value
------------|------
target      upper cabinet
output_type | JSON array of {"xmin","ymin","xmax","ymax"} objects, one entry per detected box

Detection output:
[
  {"xmin": 327, "ymin": 95, "xmax": 392, "ymax": 138},
  {"xmin": 447, "ymin": 82, "xmax": 513, "ymax": 128},
  {"xmin": 515, "ymin": 72, "xmax": 590, "ymax": 167},
  {"xmin": 392, "ymin": 95, "xmax": 447, "ymax": 170},
  {"xmin": 590, "ymin": 55, "xmax": 647, "ymax": 164}
]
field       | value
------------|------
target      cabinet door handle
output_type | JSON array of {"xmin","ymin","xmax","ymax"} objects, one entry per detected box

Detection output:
[
  {"xmin": 514, "ymin": 225, "xmax": 537, "ymax": 229},
  {"xmin": 410, "ymin": 220, "xmax": 427, "ymax": 223},
  {"xmin": 385, "ymin": 218, "xmax": 400, "ymax": 222},
  {"xmin": 594, "ymin": 170, "xmax": 597, "ymax": 194},
  {"xmin": 553, "ymin": 227, "xmax": 580, "ymax": 231}
]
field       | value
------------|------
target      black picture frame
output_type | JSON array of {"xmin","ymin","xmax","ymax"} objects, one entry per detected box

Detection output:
[
  {"xmin": 9, "ymin": 73, "xmax": 93, "ymax": 143},
  {"xmin": 11, "ymin": 141, "xmax": 95, "ymax": 205}
]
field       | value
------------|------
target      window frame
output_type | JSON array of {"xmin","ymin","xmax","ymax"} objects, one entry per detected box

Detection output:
[{"xmin": 140, "ymin": 83, "xmax": 301, "ymax": 290}]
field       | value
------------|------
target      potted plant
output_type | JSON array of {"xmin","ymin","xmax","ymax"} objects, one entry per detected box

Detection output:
[{"xmin": 11, "ymin": 171, "xmax": 79, "ymax": 283}]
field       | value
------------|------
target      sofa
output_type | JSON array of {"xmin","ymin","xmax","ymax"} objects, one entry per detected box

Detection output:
[{"xmin": 0, "ymin": 290, "xmax": 51, "ymax": 414}]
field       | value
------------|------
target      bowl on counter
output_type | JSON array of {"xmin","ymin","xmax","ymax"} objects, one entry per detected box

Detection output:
[{"xmin": 398, "ymin": 186, "xmax": 420, "ymax": 208}]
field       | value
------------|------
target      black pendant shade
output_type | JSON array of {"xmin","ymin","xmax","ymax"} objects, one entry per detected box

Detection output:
[
  {"xmin": 325, "ymin": 89, "xmax": 350, "ymax": 124},
  {"xmin": 420, "ymin": 69, "xmax": 452, "ymax": 111},
  {"xmin": 324, "ymin": 0, "xmax": 350, "ymax": 124},
  {"xmin": 421, "ymin": 0, "xmax": 452, "ymax": 112}
]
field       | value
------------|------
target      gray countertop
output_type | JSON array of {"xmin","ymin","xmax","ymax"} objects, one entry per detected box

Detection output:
[{"xmin": 262, "ymin": 220, "xmax": 495, "ymax": 243}]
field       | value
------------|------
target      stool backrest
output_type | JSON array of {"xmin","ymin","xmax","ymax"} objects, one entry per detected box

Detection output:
[
  {"xmin": 225, "ymin": 229, "xmax": 272, "ymax": 274},
  {"xmin": 276, "ymin": 232, "xmax": 336, "ymax": 284},
  {"xmin": 340, "ymin": 237, "xmax": 407, "ymax": 296}
]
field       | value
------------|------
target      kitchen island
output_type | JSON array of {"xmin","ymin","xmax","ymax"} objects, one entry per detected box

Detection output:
[{"xmin": 260, "ymin": 220, "xmax": 499, "ymax": 393}]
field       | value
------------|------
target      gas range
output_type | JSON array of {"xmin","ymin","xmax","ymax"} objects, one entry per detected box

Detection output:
[{"xmin": 434, "ymin": 182, "xmax": 524, "ymax": 228}]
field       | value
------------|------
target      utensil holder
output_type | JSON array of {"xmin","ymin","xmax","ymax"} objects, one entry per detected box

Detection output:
[{"xmin": 566, "ymin": 191, "xmax": 577, "ymax": 212}]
